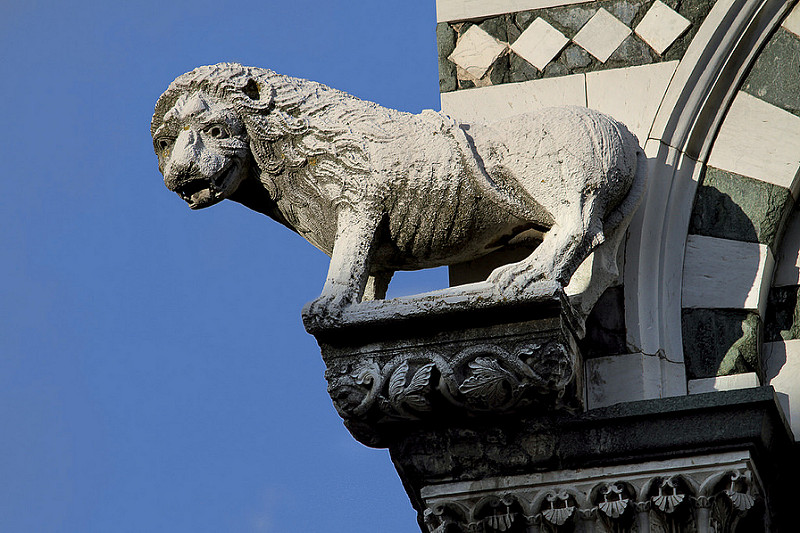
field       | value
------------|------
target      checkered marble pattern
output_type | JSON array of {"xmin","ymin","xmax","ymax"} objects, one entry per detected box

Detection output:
[{"xmin": 441, "ymin": 0, "xmax": 695, "ymax": 88}]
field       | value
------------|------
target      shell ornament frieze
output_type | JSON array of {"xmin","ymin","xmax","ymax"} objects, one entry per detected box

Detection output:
[{"xmin": 422, "ymin": 470, "xmax": 759, "ymax": 533}]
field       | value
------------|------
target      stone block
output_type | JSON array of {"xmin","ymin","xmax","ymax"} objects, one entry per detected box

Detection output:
[
  {"xmin": 586, "ymin": 61, "xmax": 677, "ymax": 142},
  {"xmin": 436, "ymin": 0, "xmax": 593, "ymax": 23},
  {"xmin": 448, "ymin": 24, "xmax": 507, "ymax": 80},
  {"xmin": 681, "ymin": 235, "xmax": 773, "ymax": 314},
  {"xmin": 586, "ymin": 352, "xmax": 676, "ymax": 409},
  {"xmin": 681, "ymin": 308, "xmax": 762, "ymax": 379},
  {"xmin": 687, "ymin": 372, "xmax": 761, "ymax": 394},
  {"xmin": 311, "ymin": 283, "xmax": 584, "ymax": 447},
  {"xmin": 706, "ymin": 91, "xmax": 800, "ymax": 196},
  {"xmin": 781, "ymin": 2, "xmax": 800, "ymax": 39},
  {"xmin": 579, "ymin": 286, "xmax": 627, "ymax": 359},
  {"xmin": 742, "ymin": 28, "xmax": 800, "ymax": 117},
  {"xmin": 774, "ymin": 207, "xmax": 800, "ymax": 286},
  {"xmin": 436, "ymin": 23, "xmax": 458, "ymax": 93},
  {"xmin": 634, "ymin": 0, "xmax": 691, "ymax": 55},
  {"xmin": 764, "ymin": 339, "xmax": 800, "ymax": 440},
  {"xmin": 411, "ymin": 388, "xmax": 796, "ymax": 531},
  {"xmin": 510, "ymin": 17, "xmax": 569, "ymax": 71},
  {"xmin": 572, "ymin": 8, "xmax": 631, "ymax": 62},
  {"xmin": 689, "ymin": 166, "xmax": 794, "ymax": 249},
  {"xmin": 440, "ymin": 73, "xmax": 586, "ymax": 122}
]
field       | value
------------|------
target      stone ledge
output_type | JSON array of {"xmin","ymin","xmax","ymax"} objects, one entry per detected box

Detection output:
[
  {"xmin": 306, "ymin": 282, "xmax": 585, "ymax": 447},
  {"xmin": 389, "ymin": 387, "xmax": 798, "ymax": 531}
]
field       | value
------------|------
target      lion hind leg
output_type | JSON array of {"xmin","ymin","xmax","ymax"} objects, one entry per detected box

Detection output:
[
  {"xmin": 363, "ymin": 271, "xmax": 394, "ymax": 301},
  {"xmin": 487, "ymin": 199, "xmax": 605, "ymax": 297}
]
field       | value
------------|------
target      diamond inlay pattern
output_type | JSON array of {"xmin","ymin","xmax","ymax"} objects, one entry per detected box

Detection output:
[
  {"xmin": 510, "ymin": 17, "xmax": 569, "ymax": 71},
  {"xmin": 572, "ymin": 8, "xmax": 632, "ymax": 63},
  {"xmin": 439, "ymin": 0, "xmax": 703, "ymax": 91},
  {"xmin": 635, "ymin": 1, "xmax": 691, "ymax": 55},
  {"xmin": 448, "ymin": 25, "xmax": 507, "ymax": 79}
]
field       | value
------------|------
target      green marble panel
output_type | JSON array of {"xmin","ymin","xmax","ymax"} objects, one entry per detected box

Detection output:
[
  {"xmin": 764, "ymin": 285, "xmax": 800, "ymax": 342},
  {"xmin": 682, "ymin": 308, "xmax": 763, "ymax": 379},
  {"xmin": 689, "ymin": 166, "xmax": 794, "ymax": 250},
  {"xmin": 742, "ymin": 27, "xmax": 800, "ymax": 117}
]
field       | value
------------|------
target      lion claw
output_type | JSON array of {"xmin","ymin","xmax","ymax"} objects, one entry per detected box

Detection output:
[
  {"xmin": 488, "ymin": 262, "xmax": 551, "ymax": 298},
  {"xmin": 301, "ymin": 292, "xmax": 353, "ymax": 330}
]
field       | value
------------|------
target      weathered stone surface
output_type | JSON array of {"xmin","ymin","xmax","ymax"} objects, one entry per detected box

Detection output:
[
  {"xmin": 313, "ymin": 287, "xmax": 584, "ymax": 447},
  {"xmin": 543, "ymin": 60, "xmax": 569, "ymax": 78},
  {"xmin": 689, "ymin": 166, "xmax": 794, "ymax": 249},
  {"xmin": 437, "ymin": 0, "xmax": 715, "ymax": 91},
  {"xmin": 479, "ymin": 15, "xmax": 508, "ymax": 42},
  {"xmin": 608, "ymin": 0, "xmax": 644, "ymax": 26},
  {"xmin": 742, "ymin": 27, "xmax": 800, "ymax": 117},
  {"xmin": 662, "ymin": 0, "xmax": 715, "ymax": 61},
  {"xmin": 681, "ymin": 308, "xmax": 762, "ymax": 379},
  {"xmin": 563, "ymin": 44, "xmax": 592, "ymax": 69},
  {"xmin": 515, "ymin": 10, "xmax": 537, "ymax": 32},
  {"xmin": 508, "ymin": 51, "xmax": 542, "ymax": 82},
  {"xmin": 436, "ymin": 23, "xmax": 457, "ymax": 93},
  {"xmin": 397, "ymin": 388, "xmax": 796, "ymax": 531},
  {"xmin": 547, "ymin": 5, "xmax": 597, "ymax": 34},
  {"xmin": 488, "ymin": 54, "xmax": 510, "ymax": 85},
  {"xmin": 422, "ymin": 452, "xmax": 765, "ymax": 533},
  {"xmin": 607, "ymin": 34, "xmax": 654, "ymax": 67},
  {"xmin": 765, "ymin": 285, "xmax": 800, "ymax": 342},
  {"xmin": 579, "ymin": 286, "xmax": 627, "ymax": 358},
  {"xmin": 153, "ymin": 64, "xmax": 648, "ymax": 326},
  {"xmin": 706, "ymin": 92, "xmax": 800, "ymax": 192}
]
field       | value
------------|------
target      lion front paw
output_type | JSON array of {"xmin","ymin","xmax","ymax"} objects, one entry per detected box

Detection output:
[
  {"xmin": 487, "ymin": 261, "xmax": 552, "ymax": 298},
  {"xmin": 301, "ymin": 291, "xmax": 354, "ymax": 330}
]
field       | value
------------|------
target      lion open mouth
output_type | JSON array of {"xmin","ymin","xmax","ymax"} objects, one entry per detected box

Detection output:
[{"xmin": 175, "ymin": 164, "xmax": 237, "ymax": 209}]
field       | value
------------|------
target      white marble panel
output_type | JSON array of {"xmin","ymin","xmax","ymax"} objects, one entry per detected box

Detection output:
[
  {"xmin": 510, "ymin": 17, "xmax": 569, "ymax": 70},
  {"xmin": 634, "ymin": 0, "xmax": 691, "ymax": 55},
  {"xmin": 682, "ymin": 235, "xmax": 774, "ymax": 314},
  {"xmin": 436, "ymin": 0, "xmax": 592, "ymax": 23},
  {"xmin": 587, "ymin": 352, "xmax": 685, "ymax": 409},
  {"xmin": 448, "ymin": 25, "xmax": 507, "ymax": 80},
  {"xmin": 773, "ymin": 208, "xmax": 800, "ymax": 287},
  {"xmin": 764, "ymin": 339, "xmax": 800, "ymax": 440},
  {"xmin": 687, "ymin": 372, "xmax": 760, "ymax": 394},
  {"xmin": 706, "ymin": 91, "xmax": 800, "ymax": 196},
  {"xmin": 781, "ymin": 2, "xmax": 800, "ymax": 38},
  {"xmin": 572, "ymin": 8, "xmax": 631, "ymax": 62},
  {"xmin": 586, "ymin": 61, "xmax": 678, "ymax": 143},
  {"xmin": 440, "ymin": 74, "xmax": 586, "ymax": 123}
]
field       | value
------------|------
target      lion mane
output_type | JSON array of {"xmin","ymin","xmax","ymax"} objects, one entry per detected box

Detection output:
[{"xmin": 152, "ymin": 62, "xmax": 413, "ymax": 251}]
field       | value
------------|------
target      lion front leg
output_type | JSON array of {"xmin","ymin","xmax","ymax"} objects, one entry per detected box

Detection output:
[{"xmin": 302, "ymin": 206, "xmax": 380, "ymax": 327}]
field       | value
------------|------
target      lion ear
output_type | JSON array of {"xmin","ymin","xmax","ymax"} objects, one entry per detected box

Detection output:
[{"xmin": 242, "ymin": 79, "xmax": 261, "ymax": 101}]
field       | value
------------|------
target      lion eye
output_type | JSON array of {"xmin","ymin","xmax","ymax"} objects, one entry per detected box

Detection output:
[
  {"xmin": 155, "ymin": 137, "xmax": 173, "ymax": 154},
  {"xmin": 206, "ymin": 125, "xmax": 228, "ymax": 139}
]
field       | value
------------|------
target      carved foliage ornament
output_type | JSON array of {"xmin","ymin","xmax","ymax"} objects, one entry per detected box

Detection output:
[{"xmin": 325, "ymin": 340, "xmax": 577, "ymax": 431}]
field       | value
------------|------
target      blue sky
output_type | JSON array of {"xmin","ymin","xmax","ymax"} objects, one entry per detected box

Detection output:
[{"xmin": 0, "ymin": 1, "xmax": 445, "ymax": 531}]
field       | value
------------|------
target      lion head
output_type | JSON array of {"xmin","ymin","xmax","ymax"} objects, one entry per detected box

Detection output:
[
  {"xmin": 151, "ymin": 64, "xmax": 275, "ymax": 209},
  {"xmin": 153, "ymin": 63, "xmax": 412, "ymax": 250}
]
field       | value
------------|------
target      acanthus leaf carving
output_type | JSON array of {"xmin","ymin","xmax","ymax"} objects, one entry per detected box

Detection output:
[
  {"xmin": 388, "ymin": 361, "xmax": 436, "ymax": 412},
  {"xmin": 459, "ymin": 357, "xmax": 522, "ymax": 409}
]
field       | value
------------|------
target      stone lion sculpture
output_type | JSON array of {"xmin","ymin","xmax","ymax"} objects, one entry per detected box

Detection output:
[{"xmin": 151, "ymin": 63, "xmax": 647, "ymax": 324}]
